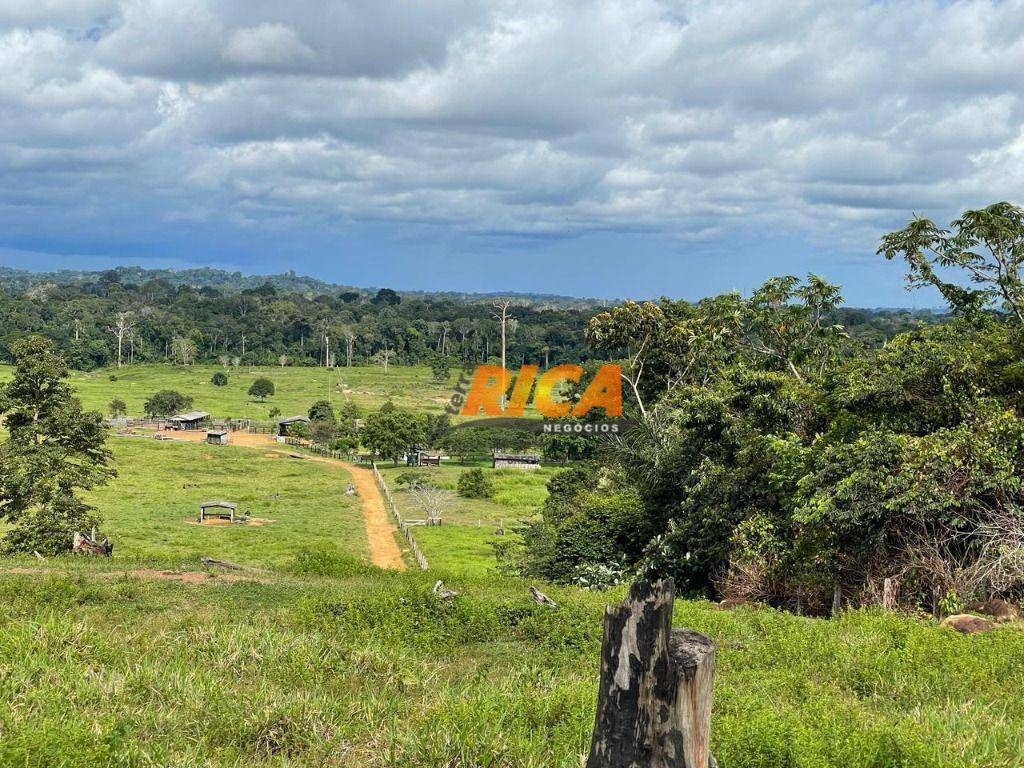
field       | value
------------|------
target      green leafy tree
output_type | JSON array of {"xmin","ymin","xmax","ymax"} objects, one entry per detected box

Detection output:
[
  {"xmin": 108, "ymin": 398, "xmax": 127, "ymax": 418},
  {"xmin": 0, "ymin": 337, "xmax": 115, "ymax": 553},
  {"xmin": 442, "ymin": 427, "xmax": 492, "ymax": 464},
  {"xmin": 335, "ymin": 399, "xmax": 361, "ymax": 446},
  {"xmin": 144, "ymin": 389, "xmax": 193, "ymax": 417},
  {"xmin": 248, "ymin": 377, "xmax": 275, "ymax": 401},
  {"xmin": 585, "ymin": 300, "xmax": 666, "ymax": 417},
  {"xmin": 360, "ymin": 403, "xmax": 425, "ymax": 465},
  {"xmin": 880, "ymin": 202, "xmax": 1024, "ymax": 322},
  {"xmin": 308, "ymin": 400, "xmax": 335, "ymax": 423},
  {"xmin": 371, "ymin": 288, "xmax": 402, "ymax": 306},
  {"xmin": 211, "ymin": 371, "xmax": 228, "ymax": 386},
  {"xmin": 738, "ymin": 274, "xmax": 846, "ymax": 382},
  {"xmin": 431, "ymin": 356, "xmax": 451, "ymax": 383},
  {"xmin": 424, "ymin": 413, "xmax": 454, "ymax": 447}
]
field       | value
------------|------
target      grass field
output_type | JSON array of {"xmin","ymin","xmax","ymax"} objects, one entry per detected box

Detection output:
[
  {"xmin": 378, "ymin": 462, "xmax": 557, "ymax": 576},
  {"xmin": 2, "ymin": 563, "xmax": 1024, "ymax": 767},
  {"xmin": 0, "ymin": 363, "xmax": 458, "ymax": 421},
  {"xmin": 6, "ymin": 372, "xmax": 1024, "ymax": 766},
  {"xmin": 79, "ymin": 438, "xmax": 368, "ymax": 568}
]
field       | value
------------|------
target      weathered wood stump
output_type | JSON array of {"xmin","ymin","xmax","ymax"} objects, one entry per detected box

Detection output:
[
  {"xmin": 72, "ymin": 529, "xmax": 112, "ymax": 557},
  {"xmin": 882, "ymin": 577, "xmax": 896, "ymax": 610},
  {"xmin": 587, "ymin": 579, "xmax": 716, "ymax": 768}
]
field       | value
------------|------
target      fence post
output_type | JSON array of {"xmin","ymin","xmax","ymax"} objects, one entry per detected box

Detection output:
[
  {"xmin": 588, "ymin": 579, "xmax": 716, "ymax": 768},
  {"xmin": 882, "ymin": 577, "xmax": 896, "ymax": 610},
  {"xmin": 372, "ymin": 461, "xmax": 428, "ymax": 570}
]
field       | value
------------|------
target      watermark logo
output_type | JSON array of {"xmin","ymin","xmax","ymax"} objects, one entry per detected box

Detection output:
[{"xmin": 446, "ymin": 363, "xmax": 627, "ymax": 433}]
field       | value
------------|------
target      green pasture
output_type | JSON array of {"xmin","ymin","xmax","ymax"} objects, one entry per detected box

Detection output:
[
  {"xmin": 79, "ymin": 438, "xmax": 367, "ymax": 568},
  {"xmin": 0, "ymin": 362, "xmax": 557, "ymax": 422},
  {"xmin": 2, "ymin": 427, "xmax": 1024, "ymax": 766},
  {"xmin": 379, "ymin": 462, "xmax": 556, "ymax": 575},
  {"xmin": 0, "ymin": 363, "xmax": 458, "ymax": 420},
  {"xmin": 1, "ymin": 565, "xmax": 1023, "ymax": 767}
]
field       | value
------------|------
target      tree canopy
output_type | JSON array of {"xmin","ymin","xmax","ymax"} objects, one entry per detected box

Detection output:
[{"xmin": 0, "ymin": 337, "xmax": 114, "ymax": 553}]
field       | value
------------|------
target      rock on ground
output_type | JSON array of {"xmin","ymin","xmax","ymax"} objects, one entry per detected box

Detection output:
[{"xmin": 941, "ymin": 614, "xmax": 996, "ymax": 634}]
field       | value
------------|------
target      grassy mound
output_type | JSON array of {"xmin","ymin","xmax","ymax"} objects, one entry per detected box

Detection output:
[{"xmin": 1, "ymin": 565, "xmax": 1023, "ymax": 767}]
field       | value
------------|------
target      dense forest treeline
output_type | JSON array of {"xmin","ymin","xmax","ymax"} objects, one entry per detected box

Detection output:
[
  {"xmin": 514, "ymin": 202, "xmax": 1024, "ymax": 617},
  {"xmin": 0, "ymin": 266, "xmax": 938, "ymax": 371}
]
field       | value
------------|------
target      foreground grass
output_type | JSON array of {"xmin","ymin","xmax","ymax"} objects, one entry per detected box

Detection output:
[
  {"xmin": 379, "ymin": 463, "xmax": 556, "ymax": 575},
  {"xmin": 0, "ymin": 363, "xmax": 457, "ymax": 420},
  {"xmin": 1, "ymin": 563, "xmax": 1023, "ymax": 767},
  {"xmin": 80, "ymin": 438, "xmax": 368, "ymax": 567}
]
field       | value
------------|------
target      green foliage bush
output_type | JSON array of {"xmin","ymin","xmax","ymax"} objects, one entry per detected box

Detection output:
[
  {"xmin": 1, "ymin": 496, "xmax": 100, "ymax": 556},
  {"xmin": 288, "ymin": 548, "xmax": 374, "ymax": 578},
  {"xmin": 523, "ymin": 226, "xmax": 1024, "ymax": 612},
  {"xmin": 210, "ymin": 371, "xmax": 228, "ymax": 386},
  {"xmin": 430, "ymin": 355, "xmax": 451, "ymax": 382},
  {"xmin": 457, "ymin": 468, "xmax": 494, "ymax": 499}
]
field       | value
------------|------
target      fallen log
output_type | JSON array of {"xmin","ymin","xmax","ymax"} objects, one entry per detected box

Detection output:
[
  {"xmin": 587, "ymin": 579, "xmax": 716, "ymax": 768},
  {"xmin": 432, "ymin": 579, "xmax": 459, "ymax": 600},
  {"xmin": 530, "ymin": 586, "xmax": 558, "ymax": 608}
]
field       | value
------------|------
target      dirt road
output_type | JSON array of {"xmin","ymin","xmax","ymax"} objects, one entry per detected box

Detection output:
[
  {"xmin": 126, "ymin": 430, "xmax": 406, "ymax": 570},
  {"xmin": 152, "ymin": 430, "xmax": 278, "ymax": 448},
  {"xmin": 277, "ymin": 451, "xmax": 406, "ymax": 570}
]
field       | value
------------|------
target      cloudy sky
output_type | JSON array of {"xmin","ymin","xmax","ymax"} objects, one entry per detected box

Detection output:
[{"xmin": 2, "ymin": 0, "xmax": 1023, "ymax": 304}]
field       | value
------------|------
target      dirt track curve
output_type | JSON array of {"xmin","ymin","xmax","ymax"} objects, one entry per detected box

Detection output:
[
  {"xmin": 280, "ymin": 451, "xmax": 406, "ymax": 570},
  {"xmin": 143, "ymin": 430, "xmax": 406, "ymax": 570}
]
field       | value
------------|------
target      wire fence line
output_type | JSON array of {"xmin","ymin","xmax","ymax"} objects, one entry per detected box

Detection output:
[{"xmin": 371, "ymin": 461, "xmax": 429, "ymax": 570}]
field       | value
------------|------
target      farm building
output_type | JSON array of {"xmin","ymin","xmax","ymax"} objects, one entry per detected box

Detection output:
[
  {"xmin": 206, "ymin": 430, "xmax": 228, "ymax": 445},
  {"xmin": 169, "ymin": 411, "xmax": 211, "ymax": 430},
  {"xmin": 492, "ymin": 452, "xmax": 541, "ymax": 470},
  {"xmin": 199, "ymin": 500, "xmax": 237, "ymax": 522},
  {"xmin": 278, "ymin": 415, "xmax": 310, "ymax": 436},
  {"xmin": 407, "ymin": 450, "xmax": 441, "ymax": 467}
]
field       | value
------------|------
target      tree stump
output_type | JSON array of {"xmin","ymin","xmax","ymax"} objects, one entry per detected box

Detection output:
[
  {"xmin": 882, "ymin": 577, "xmax": 896, "ymax": 610},
  {"xmin": 72, "ymin": 530, "xmax": 112, "ymax": 557},
  {"xmin": 587, "ymin": 579, "xmax": 716, "ymax": 768}
]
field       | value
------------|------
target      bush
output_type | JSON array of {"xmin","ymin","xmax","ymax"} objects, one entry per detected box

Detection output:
[
  {"xmin": 211, "ymin": 372, "xmax": 228, "ymax": 386},
  {"xmin": 288, "ymin": 548, "xmax": 373, "ymax": 578},
  {"xmin": 457, "ymin": 468, "xmax": 494, "ymax": 499},
  {"xmin": 395, "ymin": 470, "xmax": 432, "ymax": 488},
  {"xmin": 309, "ymin": 420, "xmax": 338, "ymax": 444},
  {"xmin": 1, "ymin": 497, "xmax": 100, "ymax": 556}
]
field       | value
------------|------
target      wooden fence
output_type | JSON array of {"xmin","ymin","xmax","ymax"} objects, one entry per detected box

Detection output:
[
  {"xmin": 371, "ymin": 461, "xmax": 429, "ymax": 570},
  {"xmin": 280, "ymin": 437, "xmax": 357, "ymax": 462}
]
